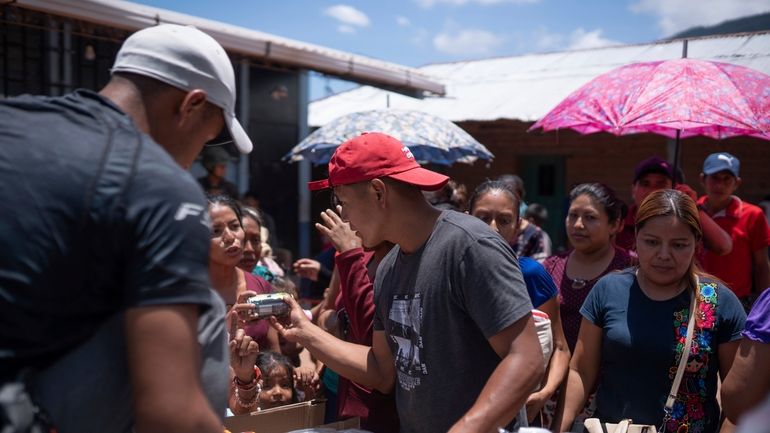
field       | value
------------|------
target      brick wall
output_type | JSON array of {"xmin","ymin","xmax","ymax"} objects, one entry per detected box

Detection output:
[{"xmin": 446, "ymin": 119, "xmax": 770, "ymax": 207}]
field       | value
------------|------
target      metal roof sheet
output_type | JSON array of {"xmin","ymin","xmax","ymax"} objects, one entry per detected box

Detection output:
[{"xmin": 309, "ymin": 32, "xmax": 770, "ymax": 126}]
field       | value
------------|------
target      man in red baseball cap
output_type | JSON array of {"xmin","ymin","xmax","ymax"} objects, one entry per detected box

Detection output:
[{"xmin": 273, "ymin": 132, "xmax": 544, "ymax": 433}]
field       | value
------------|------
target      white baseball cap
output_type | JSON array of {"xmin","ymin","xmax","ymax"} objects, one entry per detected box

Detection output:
[{"xmin": 112, "ymin": 24, "xmax": 252, "ymax": 154}]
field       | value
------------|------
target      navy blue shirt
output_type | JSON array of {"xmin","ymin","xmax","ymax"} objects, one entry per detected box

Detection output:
[
  {"xmin": 0, "ymin": 90, "xmax": 213, "ymax": 374},
  {"xmin": 581, "ymin": 270, "xmax": 745, "ymax": 432},
  {"xmin": 520, "ymin": 257, "xmax": 558, "ymax": 309}
]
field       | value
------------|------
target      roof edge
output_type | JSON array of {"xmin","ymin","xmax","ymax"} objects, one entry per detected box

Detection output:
[{"xmin": 14, "ymin": 0, "xmax": 446, "ymax": 96}]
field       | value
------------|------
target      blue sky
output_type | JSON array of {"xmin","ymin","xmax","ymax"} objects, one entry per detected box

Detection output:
[{"xmin": 134, "ymin": 0, "xmax": 770, "ymax": 99}]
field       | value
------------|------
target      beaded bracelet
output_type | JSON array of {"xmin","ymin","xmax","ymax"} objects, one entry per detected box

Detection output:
[
  {"xmin": 233, "ymin": 366, "xmax": 261, "ymax": 390},
  {"xmin": 234, "ymin": 383, "xmax": 259, "ymax": 408}
]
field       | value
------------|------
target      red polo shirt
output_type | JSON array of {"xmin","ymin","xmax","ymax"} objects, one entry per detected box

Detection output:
[{"xmin": 698, "ymin": 196, "xmax": 770, "ymax": 298}]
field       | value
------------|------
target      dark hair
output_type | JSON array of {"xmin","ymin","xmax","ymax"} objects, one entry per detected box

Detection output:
[
  {"xmin": 497, "ymin": 174, "xmax": 525, "ymax": 199},
  {"xmin": 635, "ymin": 189, "xmax": 703, "ymax": 294},
  {"xmin": 207, "ymin": 194, "xmax": 243, "ymax": 226},
  {"xmin": 468, "ymin": 180, "xmax": 521, "ymax": 219},
  {"xmin": 256, "ymin": 351, "xmax": 298, "ymax": 403},
  {"xmin": 241, "ymin": 206, "xmax": 263, "ymax": 228},
  {"xmin": 524, "ymin": 203, "xmax": 548, "ymax": 226},
  {"xmin": 568, "ymin": 183, "xmax": 625, "ymax": 224}
]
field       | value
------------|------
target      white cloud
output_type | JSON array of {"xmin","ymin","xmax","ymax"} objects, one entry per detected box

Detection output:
[
  {"xmin": 416, "ymin": 0, "xmax": 539, "ymax": 8},
  {"xmin": 397, "ymin": 16, "xmax": 411, "ymax": 27},
  {"xmin": 630, "ymin": 0, "xmax": 770, "ymax": 36},
  {"xmin": 323, "ymin": 4, "xmax": 370, "ymax": 28},
  {"xmin": 566, "ymin": 28, "xmax": 620, "ymax": 50},
  {"xmin": 433, "ymin": 29, "xmax": 503, "ymax": 56}
]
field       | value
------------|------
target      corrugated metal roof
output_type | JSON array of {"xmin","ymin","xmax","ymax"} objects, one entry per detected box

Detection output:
[
  {"xmin": 15, "ymin": 0, "xmax": 445, "ymax": 95},
  {"xmin": 309, "ymin": 32, "xmax": 770, "ymax": 127}
]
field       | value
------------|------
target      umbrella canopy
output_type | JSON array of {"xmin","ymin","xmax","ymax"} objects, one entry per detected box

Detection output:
[
  {"xmin": 285, "ymin": 108, "xmax": 494, "ymax": 165},
  {"xmin": 530, "ymin": 58, "xmax": 770, "ymax": 140}
]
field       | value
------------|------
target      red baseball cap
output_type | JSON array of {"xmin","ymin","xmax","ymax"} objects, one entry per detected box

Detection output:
[{"xmin": 308, "ymin": 132, "xmax": 449, "ymax": 191}]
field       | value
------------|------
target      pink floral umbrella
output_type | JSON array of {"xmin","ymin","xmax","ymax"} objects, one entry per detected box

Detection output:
[{"xmin": 529, "ymin": 58, "xmax": 770, "ymax": 173}]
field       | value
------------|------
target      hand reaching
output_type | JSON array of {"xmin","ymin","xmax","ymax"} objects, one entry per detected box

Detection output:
[
  {"xmin": 292, "ymin": 258, "xmax": 321, "ymax": 281},
  {"xmin": 230, "ymin": 290, "xmax": 259, "ymax": 323},
  {"xmin": 315, "ymin": 207, "xmax": 362, "ymax": 253},
  {"xmin": 268, "ymin": 294, "xmax": 312, "ymax": 344},
  {"xmin": 227, "ymin": 310, "xmax": 260, "ymax": 383},
  {"xmin": 294, "ymin": 365, "xmax": 321, "ymax": 400}
]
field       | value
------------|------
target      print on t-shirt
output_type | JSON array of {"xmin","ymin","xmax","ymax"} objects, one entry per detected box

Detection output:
[{"xmin": 389, "ymin": 293, "xmax": 426, "ymax": 390}]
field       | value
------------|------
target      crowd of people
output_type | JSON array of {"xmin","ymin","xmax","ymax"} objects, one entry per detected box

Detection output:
[{"xmin": 1, "ymin": 23, "xmax": 770, "ymax": 433}]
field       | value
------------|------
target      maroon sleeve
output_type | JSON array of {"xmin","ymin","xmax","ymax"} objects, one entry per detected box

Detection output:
[{"xmin": 334, "ymin": 248, "xmax": 376, "ymax": 346}]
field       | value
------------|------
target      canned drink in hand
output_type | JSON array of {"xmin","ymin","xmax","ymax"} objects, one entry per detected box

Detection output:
[{"xmin": 247, "ymin": 293, "xmax": 290, "ymax": 318}]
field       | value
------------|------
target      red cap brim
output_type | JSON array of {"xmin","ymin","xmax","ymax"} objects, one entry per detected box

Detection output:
[
  {"xmin": 308, "ymin": 179, "xmax": 331, "ymax": 191},
  {"xmin": 388, "ymin": 167, "xmax": 449, "ymax": 191}
]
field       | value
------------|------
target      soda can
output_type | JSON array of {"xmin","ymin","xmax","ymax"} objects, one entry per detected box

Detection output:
[{"xmin": 247, "ymin": 293, "xmax": 290, "ymax": 318}]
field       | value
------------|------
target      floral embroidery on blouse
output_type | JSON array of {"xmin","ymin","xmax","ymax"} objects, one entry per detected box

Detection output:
[{"xmin": 665, "ymin": 282, "xmax": 718, "ymax": 433}]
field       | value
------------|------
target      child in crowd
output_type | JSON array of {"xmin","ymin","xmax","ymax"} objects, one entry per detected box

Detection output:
[{"xmin": 256, "ymin": 351, "xmax": 299, "ymax": 410}]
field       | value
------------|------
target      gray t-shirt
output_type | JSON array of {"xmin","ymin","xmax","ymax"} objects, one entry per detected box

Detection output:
[{"xmin": 373, "ymin": 210, "xmax": 532, "ymax": 433}]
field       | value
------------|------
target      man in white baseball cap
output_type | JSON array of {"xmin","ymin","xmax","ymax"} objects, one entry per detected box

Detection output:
[
  {"xmin": 0, "ymin": 24, "xmax": 251, "ymax": 433},
  {"xmin": 111, "ymin": 23, "xmax": 253, "ymax": 155}
]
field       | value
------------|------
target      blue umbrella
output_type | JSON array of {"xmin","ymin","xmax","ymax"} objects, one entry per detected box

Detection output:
[{"xmin": 284, "ymin": 108, "xmax": 494, "ymax": 165}]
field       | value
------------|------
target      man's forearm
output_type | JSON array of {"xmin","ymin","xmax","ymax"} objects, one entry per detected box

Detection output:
[
  {"xmin": 700, "ymin": 210, "xmax": 732, "ymax": 255},
  {"xmin": 298, "ymin": 324, "xmax": 392, "ymax": 392},
  {"xmin": 539, "ymin": 343, "xmax": 570, "ymax": 398},
  {"xmin": 449, "ymin": 349, "xmax": 544, "ymax": 433}
]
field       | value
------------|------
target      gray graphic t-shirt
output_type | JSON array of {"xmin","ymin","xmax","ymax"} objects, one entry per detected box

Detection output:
[{"xmin": 373, "ymin": 210, "xmax": 532, "ymax": 433}]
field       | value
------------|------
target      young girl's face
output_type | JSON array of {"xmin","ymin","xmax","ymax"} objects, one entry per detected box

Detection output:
[
  {"xmin": 471, "ymin": 190, "xmax": 519, "ymax": 244},
  {"xmin": 258, "ymin": 365, "xmax": 294, "ymax": 410},
  {"xmin": 566, "ymin": 193, "xmax": 618, "ymax": 254}
]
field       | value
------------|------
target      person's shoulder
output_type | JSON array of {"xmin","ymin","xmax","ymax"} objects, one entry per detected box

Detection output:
[
  {"xmin": 519, "ymin": 256, "xmax": 546, "ymax": 275},
  {"xmin": 738, "ymin": 199, "xmax": 767, "ymax": 220},
  {"xmin": 519, "ymin": 221, "xmax": 540, "ymax": 237},
  {"xmin": 542, "ymin": 250, "xmax": 569, "ymax": 267},
  {"xmin": 134, "ymin": 138, "xmax": 200, "ymax": 191},
  {"xmin": 701, "ymin": 277, "xmax": 739, "ymax": 300},
  {"xmin": 0, "ymin": 93, "xmax": 50, "ymax": 109},
  {"xmin": 596, "ymin": 268, "xmax": 636, "ymax": 288},
  {"xmin": 439, "ymin": 210, "xmax": 502, "ymax": 242},
  {"xmin": 244, "ymin": 271, "xmax": 273, "ymax": 294}
]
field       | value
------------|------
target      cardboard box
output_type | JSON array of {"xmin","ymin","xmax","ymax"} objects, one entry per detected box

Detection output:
[{"xmin": 224, "ymin": 400, "xmax": 326, "ymax": 433}]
